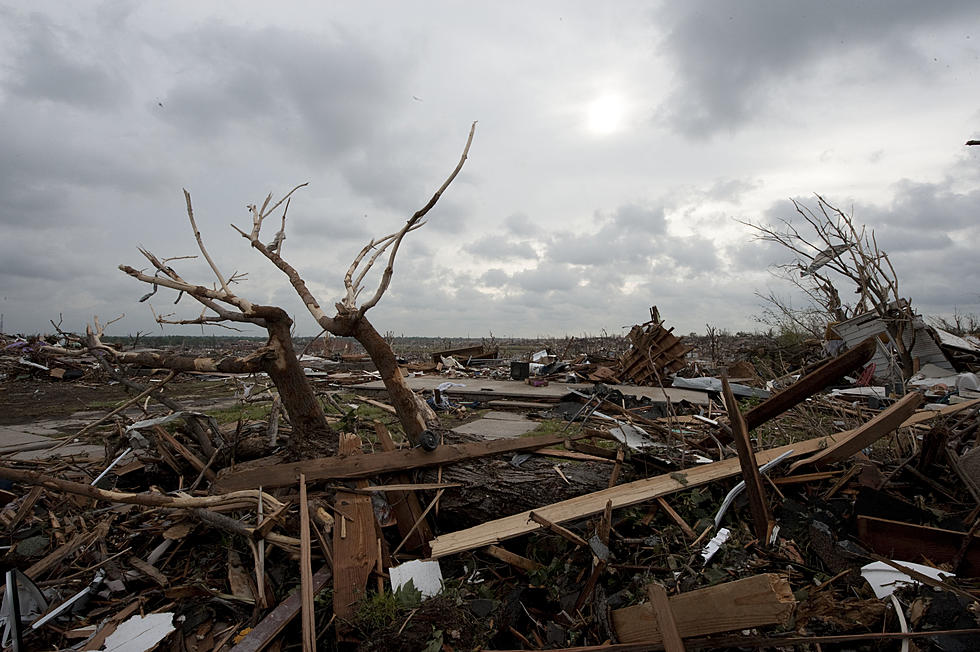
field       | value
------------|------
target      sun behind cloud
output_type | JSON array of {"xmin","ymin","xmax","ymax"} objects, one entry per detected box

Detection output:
[{"xmin": 586, "ymin": 93, "xmax": 625, "ymax": 135}]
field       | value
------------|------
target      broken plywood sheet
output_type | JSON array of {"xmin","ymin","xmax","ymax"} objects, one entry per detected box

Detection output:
[{"xmin": 454, "ymin": 411, "xmax": 538, "ymax": 439}]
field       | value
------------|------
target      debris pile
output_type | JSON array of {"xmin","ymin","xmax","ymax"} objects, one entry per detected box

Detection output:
[{"xmin": 2, "ymin": 309, "xmax": 980, "ymax": 651}]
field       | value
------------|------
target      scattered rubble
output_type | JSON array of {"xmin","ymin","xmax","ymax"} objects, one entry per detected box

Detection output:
[{"xmin": 3, "ymin": 304, "xmax": 980, "ymax": 651}]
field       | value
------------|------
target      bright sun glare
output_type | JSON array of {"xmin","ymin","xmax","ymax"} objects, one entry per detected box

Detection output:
[{"xmin": 587, "ymin": 94, "xmax": 624, "ymax": 135}]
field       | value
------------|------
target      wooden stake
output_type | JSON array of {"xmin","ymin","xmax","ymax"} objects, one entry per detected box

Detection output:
[
  {"xmin": 646, "ymin": 583, "xmax": 685, "ymax": 652},
  {"xmin": 656, "ymin": 497, "xmax": 696, "ymax": 540},
  {"xmin": 722, "ymin": 376, "xmax": 773, "ymax": 544},
  {"xmin": 483, "ymin": 545, "xmax": 543, "ymax": 574},
  {"xmin": 528, "ymin": 511, "xmax": 589, "ymax": 548},
  {"xmin": 299, "ymin": 474, "xmax": 314, "ymax": 652}
]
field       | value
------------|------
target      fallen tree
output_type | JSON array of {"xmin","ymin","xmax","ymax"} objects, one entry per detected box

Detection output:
[
  {"xmin": 743, "ymin": 194, "xmax": 919, "ymax": 380},
  {"xmin": 44, "ymin": 122, "xmax": 477, "ymax": 448}
]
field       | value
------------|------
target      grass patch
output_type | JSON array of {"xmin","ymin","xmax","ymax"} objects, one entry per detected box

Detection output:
[
  {"xmin": 521, "ymin": 418, "xmax": 568, "ymax": 438},
  {"xmin": 206, "ymin": 402, "xmax": 273, "ymax": 425}
]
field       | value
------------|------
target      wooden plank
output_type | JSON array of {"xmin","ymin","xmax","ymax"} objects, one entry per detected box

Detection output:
[
  {"xmin": 428, "ymin": 435, "xmax": 835, "ymax": 558},
  {"xmin": 373, "ymin": 422, "xmax": 432, "ymax": 553},
  {"xmin": 229, "ymin": 567, "xmax": 331, "ymax": 652},
  {"xmin": 612, "ymin": 574, "xmax": 795, "ymax": 644},
  {"xmin": 214, "ymin": 430, "xmax": 598, "ymax": 492},
  {"xmin": 483, "ymin": 545, "xmax": 543, "ymax": 574},
  {"xmin": 529, "ymin": 511, "xmax": 588, "ymax": 548},
  {"xmin": 154, "ymin": 426, "xmax": 218, "ymax": 483},
  {"xmin": 534, "ymin": 448, "xmax": 614, "ymax": 463},
  {"xmin": 899, "ymin": 396, "xmax": 980, "ymax": 428},
  {"xmin": 723, "ymin": 376, "xmax": 772, "ymax": 543},
  {"xmin": 332, "ymin": 435, "xmax": 380, "ymax": 635},
  {"xmin": 718, "ymin": 338, "xmax": 877, "ymax": 442},
  {"xmin": 299, "ymin": 474, "xmax": 314, "ymax": 652},
  {"xmin": 856, "ymin": 515, "xmax": 980, "ymax": 576},
  {"xmin": 354, "ymin": 395, "xmax": 397, "ymax": 415},
  {"xmin": 656, "ymin": 498, "xmax": 696, "ymax": 539},
  {"xmin": 771, "ymin": 471, "xmax": 841, "ymax": 485},
  {"xmin": 790, "ymin": 391, "xmax": 923, "ymax": 471},
  {"xmin": 646, "ymin": 583, "xmax": 685, "ymax": 652}
]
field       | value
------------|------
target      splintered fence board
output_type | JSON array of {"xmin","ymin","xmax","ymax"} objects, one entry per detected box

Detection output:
[
  {"xmin": 612, "ymin": 574, "xmax": 795, "ymax": 644},
  {"xmin": 427, "ymin": 435, "xmax": 834, "ymax": 558},
  {"xmin": 214, "ymin": 430, "xmax": 595, "ymax": 492}
]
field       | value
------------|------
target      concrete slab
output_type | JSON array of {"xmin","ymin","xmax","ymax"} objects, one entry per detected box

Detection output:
[
  {"xmin": 477, "ymin": 411, "xmax": 530, "ymax": 422},
  {"xmin": 0, "ymin": 426, "xmax": 53, "ymax": 448},
  {"xmin": 0, "ymin": 425, "xmax": 105, "ymax": 461},
  {"xmin": 355, "ymin": 376, "xmax": 710, "ymax": 406},
  {"xmin": 8, "ymin": 443, "xmax": 105, "ymax": 461},
  {"xmin": 455, "ymin": 411, "xmax": 539, "ymax": 439}
]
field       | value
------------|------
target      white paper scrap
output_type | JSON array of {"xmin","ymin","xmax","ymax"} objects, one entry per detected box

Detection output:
[
  {"xmin": 102, "ymin": 612, "xmax": 175, "ymax": 652},
  {"xmin": 389, "ymin": 559, "xmax": 443, "ymax": 599}
]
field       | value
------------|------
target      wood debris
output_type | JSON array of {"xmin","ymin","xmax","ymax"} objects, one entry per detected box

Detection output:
[{"xmin": 3, "ymin": 311, "xmax": 980, "ymax": 650}]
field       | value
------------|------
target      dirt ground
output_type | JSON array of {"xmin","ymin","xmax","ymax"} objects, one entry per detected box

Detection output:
[{"xmin": 0, "ymin": 373, "xmax": 238, "ymax": 428}]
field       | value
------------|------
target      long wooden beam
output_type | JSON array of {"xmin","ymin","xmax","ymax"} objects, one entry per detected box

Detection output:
[
  {"xmin": 788, "ymin": 391, "xmax": 923, "ymax": 471},
  {"xmin": 229, "ymin": 566, "xmax": 331, "ymax": 652},
  {"xmin": 723, "ymin": 376, "xmax": 772, "ymax": 543},
  {"xmin": 213, "ymin": 430, "xmax": 597, "ymax": 492},
  {"xmin": 427, "ymin": 434, "xmax": 835, "ymax": 558},
  {"xmin": 715, "ymin": 338, "xmax": 877, "ymax": 443}
]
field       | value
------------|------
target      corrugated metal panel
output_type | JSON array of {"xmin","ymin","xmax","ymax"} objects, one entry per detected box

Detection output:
[
  {"xmin": 832, "ymin": 315, "xmax": 892, "ymax": 374},
  {"xmin": 934, "ymin": 328, "xmax": 980, "ymax": 353},
  {"xmin": 832, "ymin": 311, "xmax": 955, "ymax": 378},
  {"xmin": 907, "ymin": 329, "xmax": 953, "ymax": 371}
]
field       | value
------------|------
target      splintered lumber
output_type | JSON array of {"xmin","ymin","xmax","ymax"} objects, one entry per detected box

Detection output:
[
  {"xmin": 373, "ymin": 422, "xmax": 432, "ymax": 553},
  {"xmin": 528, "ymin": 511, "xmax": 589, "ymax": 547},
  {"xmin": 229, "ymin": 567, "xmax": 331, "ymax": 652},
  {"xmin": 298, "ymin": 475, "xmax": 314, "ymax": 652},
  {"xmin": 27, "ymin": 520, "xmax": 110, "ymax": 580},
  {"xmin": 646, "ymin": 583, "xmax": 685, "ymax": 652},
  {"xmin": 483, "ymin": 545, "xmax": 543, "ymax": 574},
  {"xmin": 713, "ymin": 337, "xmax": 877, "ymax": 444},
  {"xmin": 899, "ymin": 396, "xmax": 980, "ymax": 428},
  {"xmin": 789, "ymin": 391, "xmax": 924, "ymax": 471},
  {"xmin": 154, "ymin": 426, "xmax": 218, "ymax": 483},
  {"xmin": 214, "ymin": 430, "xmax": 596, "ymax": 492},
  {"xmin": 723, "ymin": 376, "xmax": 773, "ymax": 543},
  {"xmin": 612, "ymin": 574, "xmax": 795, "ymax": 644},
  {"xmin": 427, "ymin": 434, "xmax": 835, "ymax": 558},
  {"xmin": 333, "ymin": 435, "xmax": 380, "ymax": 634},
  {"xmin": 618, "ymin": 316, "xmax": 693, "ymax": 384},
  {"xmin": 656, "ymin": 498, "xmax": 696, "ymax": 539}
]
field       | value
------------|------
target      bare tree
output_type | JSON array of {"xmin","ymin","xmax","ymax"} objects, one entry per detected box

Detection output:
[
  {"xmin": 46, "ymin": 123, "xmax": 477, "ymax": 448},
  {"xmin": 741, "ymin": 194, "xmax": 917, "ymax": 379}
]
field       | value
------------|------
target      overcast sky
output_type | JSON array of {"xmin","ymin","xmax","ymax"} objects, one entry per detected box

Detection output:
[{"xmin": 2, "ymin": 1, "xmax": 979, "ymax": 339}]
